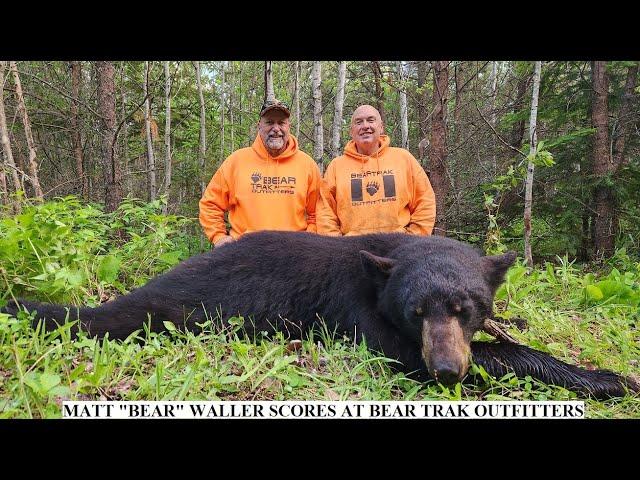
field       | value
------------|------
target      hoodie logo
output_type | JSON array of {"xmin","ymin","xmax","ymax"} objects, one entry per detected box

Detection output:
[
  {"xmin": 350, "ymin": 171, "xmax": 396, "ymax": 205},
  {"xmin": 250, "ymin": 172, "xmax": 297, "ymax": 194}
]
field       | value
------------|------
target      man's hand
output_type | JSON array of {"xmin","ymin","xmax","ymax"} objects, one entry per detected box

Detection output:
[{"xmin": 215, "ymin": 235, "xmax": 235, "ymax": 248}]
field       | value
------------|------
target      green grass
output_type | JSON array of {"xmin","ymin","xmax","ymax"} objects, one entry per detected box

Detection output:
[{"xmin": 1, "ymin": 198, "xmax": 639, "ymax": 418}]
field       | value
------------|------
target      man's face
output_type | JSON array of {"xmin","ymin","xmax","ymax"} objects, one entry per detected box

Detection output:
[
  {"xmin": 350, "ymin": 106, "xmax": 383, "ymax": 151},
  {"xmin": 258, "ymin": 110, "xmax": 291, "ymax": 155}
]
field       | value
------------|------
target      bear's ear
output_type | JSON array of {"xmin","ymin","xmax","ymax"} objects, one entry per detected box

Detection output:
[
  {"xmin": 481, "ymin": 251, "xmax": 517, "ymax": 291},
  {"xmin": 359, "ymin": 250, "xmax": 395, "ymax": 281}
]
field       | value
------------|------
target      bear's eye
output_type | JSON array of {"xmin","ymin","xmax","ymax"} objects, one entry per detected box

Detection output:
[{"xmin": 451, "ymin": 302, "xmax": 470, "ymax": 319}]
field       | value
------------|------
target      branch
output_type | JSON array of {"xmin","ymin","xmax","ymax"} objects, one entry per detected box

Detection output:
[
  {"xmin": 16, "ymin": 67, "xmax": 102, "ymax": 118},
  {"xmin": 474, "ymin": 103, "xmax": 527, "ymax": 158}
]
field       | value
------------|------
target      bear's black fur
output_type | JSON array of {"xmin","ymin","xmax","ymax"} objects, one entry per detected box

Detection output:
[{"xmin": 3, "ymin": 231, "xmax": 637, "ymax": 398}]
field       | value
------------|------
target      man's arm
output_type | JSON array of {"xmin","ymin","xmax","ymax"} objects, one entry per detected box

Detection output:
[
  {"xmin": 316, "ymin": 161, "xmax": 342, "ymax": 235},
  {"xmin": 199, "ymin": 164, "xmax": 232, "ymax": 244},
  {"xmin": 305, "ymin": 160, "xmax": 322, "ymax": 233},
  {"xmin": 406, "ymin": 155, "xmax": 436, "ymax": 235}
]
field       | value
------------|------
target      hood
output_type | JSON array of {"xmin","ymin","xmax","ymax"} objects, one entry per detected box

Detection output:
[
  {"xmin": 343, "ymin": 134, "xmax": 390, "ymax": 161},
  {"xmin": 251, "ymin": 133, "xmax": 300, "ymax": 162}
]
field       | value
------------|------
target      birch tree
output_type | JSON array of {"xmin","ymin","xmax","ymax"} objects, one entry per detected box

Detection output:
[
  {"xmin": 229, "ymin": 62, "xmax": 234, "ymax": 150},
  {"xmin": 397, "ymin": 61, "xmax": 409, "ymax": 150},
  {"xmin": 265, "ymin": 61, "xmax": 274, "ymax": 101},
  {"xmin": 0, "ymin": 61, "xmax": 21, "ymax": 210},
  {"xmin": 523, "ymin": 61, "xmax": 541, "ymax": 268},
  {"xmin": 293, "ymin": 61, "xmax": 300, "ymax": 138},
  {"xmin": 372, "ymin": 61, "xmax": 385, "ymax": 124},
  {"xmin": 330, "ymin": 61, "xmax": 347, "ymax": 158},
  {"xmin": 143, "ymin": 61, "xmax": 156, "ymax": 201},
  {"xmin": 195, "ymin": 61, "xmax": 207, "ymax": 195},
  {"xmin": 220, "ymin": 62, "xmax": 225, "ymax": 161},
  {"xmin": 163, "ymin": 61, "xmax": 172, "ymax": 214},
  {"xmin": 490, "ymin": 61, "xmax": 498, "ymax": 174},
  {"xmin": 9, "ymin": 61, "xmax": 43, "ymax": 199},
  {"xmin": 312, "ymin": 61, "xmax": 324, "ymax": 171}
]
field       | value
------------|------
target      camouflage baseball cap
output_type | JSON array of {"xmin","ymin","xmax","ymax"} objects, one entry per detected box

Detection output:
[{"xmin": 260, "ymin": 99, "xmax": 291, "ymax": 117}]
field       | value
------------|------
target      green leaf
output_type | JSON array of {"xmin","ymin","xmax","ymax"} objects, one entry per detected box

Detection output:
[
  {"xmin": 97, "ymin": 255, "xmax": 121, "ymax": 283},
  {"xmin": 585, "ymin": 285, "xmax": 604, "ymax": 301},
  {"xmin": 24, "ymin": 372, "xmax": 61, "ymax": 396},
  {"xmin": 159, "ymin": 251, "xmax": 182, "ymax": 266},
  {"xmin": 39, "ymin": 373, "xmax": 62, "ymax": 393},
  {"xmin": 163, "ymin": 321, "xmax": 176, "ymax": 331}
]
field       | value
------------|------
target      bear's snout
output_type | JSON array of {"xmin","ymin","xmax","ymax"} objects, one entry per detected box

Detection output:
[
  {"xmin": 429, "ymin": 360, "xmax": 463, "ymax": 385},
  {"xmin": 421, "ymin": 318, "xmax": 471, "ymax": 385}
]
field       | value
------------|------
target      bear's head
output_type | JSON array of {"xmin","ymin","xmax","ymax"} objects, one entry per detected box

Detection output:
[{"xmin": 359, "ymin": 238, "xmax": 517, "ymax": 385}]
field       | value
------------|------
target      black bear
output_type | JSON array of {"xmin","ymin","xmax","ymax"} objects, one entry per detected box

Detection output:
[{"xmin": 3, "ymin": 231, "xmax": 637, "ymax": 399}]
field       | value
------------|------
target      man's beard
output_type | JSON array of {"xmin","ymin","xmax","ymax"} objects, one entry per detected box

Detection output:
[{"xmin": 266, "ymin": 136, "xmax": 286, "ymax": 151}]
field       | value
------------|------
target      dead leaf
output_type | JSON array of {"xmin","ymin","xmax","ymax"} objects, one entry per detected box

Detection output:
[{"xmin": 286, "ymin": 340, "xmax": 303, "ymax": 352}]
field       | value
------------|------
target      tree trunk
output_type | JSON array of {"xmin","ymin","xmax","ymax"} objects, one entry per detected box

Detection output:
[
  {"xmin": 238, "ymin": 61, "xmax": 243, "ymax": 133},
  {"xmin": 510, "ymin": 63, "xmax": 531, "ymax": 150},
  {"xmin": 195, "ymin": 61, "xmax": 207, "ymax": 195},
  {"xmin": 591, "ymin": 61, "xmax": 615, "ymax": 258},
  {"xmin": 453, "ymin": 61, "xmax": 465, "ymax": 142},
  {"xmin": 229, "ymin": 61, "xmax": 234, "ymax": 150},
  {"xmin": 294, "ymin": 61, "xmax": 300, "ymax": 138},
  {"xmin": 96, "ymin": 61, "xmax": 122, "ymax": 213},
  {"xmin": 397, "ymin": 61, "xmax": 409, "ymax": 149},
  {"xmin": 524, "ymin": 61, "xmax": 542, "ymax": 268},
  {"xmin": 220, "ymin": 62, "xmax": 225, "ymax": 161},
  {"xmin": 372, "ymin": 61, "xmax": 385, "ymax": 124},
  {"xmin": 490, "ymin": 61, "xmax": 498, "ymax": 174},
  {"xmin": 121, "ymin": 63, "xmax": 131, "ymax": 196},
  {"xmin": 417, "ymin": 61, "xmax": 430, "ymax": 163},
  {"xmin": 70, "ymin": 61, "xmax": 87, "ymax": 199},
  {"xmin": 428, "ymin": 61, "xmax": 450, "ymax": 236},
  {"xmin": 330, "ymin": 61, "xmax": 347, "ymax": 158},
  {"xmin": 163, "ymin": 61, "xmax": 172, "ymax": 214},
  {"xmin": 143, "ymin": 61, "xmax": 156, "ymax": 201},
  {"xmin": 312, "ymin": 61, "xmax": 324, "ymax": 171},
  {"xmin": 0, "ymin": 61, "xmax": 22, "ymax": 206},
  {"xmin": 0, "ymin": 155, "xmax": 6, "ymax": 206},
  {"xmin": 9, "ymin": 61, "xmax": 43, "ymax": 200},
  {"xmin": 264, "ymin": 61, "xmax": 274, "ymax": 101},
  {"xmin": 613, "ymin": 61, "xmax": 639, "ymax": 168}
]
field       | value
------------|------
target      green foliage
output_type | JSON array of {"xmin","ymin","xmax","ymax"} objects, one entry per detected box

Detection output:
[
  {"xmin": 1, "ymin": 199, "xmax": 639, "ymax": 417},
  {"xmin": 582, "ymin": 266, "xmax": 640, "ymax": 308},
  {"xmin": 527, "ymin": 142, "xmax": 555, "ymax": 167},
  {"xmin": 0, "ymin": 197, "xmax": 200, "ymax": 305}
]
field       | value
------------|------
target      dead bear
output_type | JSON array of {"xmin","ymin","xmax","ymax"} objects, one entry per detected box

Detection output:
[{"xmin": 2, "ymin": 231, "xmax": 637, "ymax": 398}]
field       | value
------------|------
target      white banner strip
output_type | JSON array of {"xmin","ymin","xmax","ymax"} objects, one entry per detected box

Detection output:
[{"xmin": 62, "ymin": 401, "xmax": 585, "ymax": 419}]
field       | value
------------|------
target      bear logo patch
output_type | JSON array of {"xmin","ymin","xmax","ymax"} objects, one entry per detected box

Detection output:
[{"xmin": 366, "ymin": 181, "xmax": 379, "ymax": 196}]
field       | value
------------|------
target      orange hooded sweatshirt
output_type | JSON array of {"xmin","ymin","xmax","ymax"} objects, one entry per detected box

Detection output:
[
  {"xmin": 199, "ymin": 134, "xmax": 321, "ymax": 244},
  {"xmin": 317, "ymin": 135, "xmax": 436, "ymax": 236}
]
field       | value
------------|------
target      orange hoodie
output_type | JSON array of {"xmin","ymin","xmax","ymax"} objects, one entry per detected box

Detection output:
[
  {"xmin": 199, "ymin": 134, "xmax": 321, "ymax": 244},
  {"xmin": 317, "ymin": 135, "xmax": 436, "ymax": 236}
]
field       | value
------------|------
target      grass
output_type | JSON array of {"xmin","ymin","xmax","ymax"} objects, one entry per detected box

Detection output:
[{"xmin": 1, "ymin": 198, "xmax": 638, "ymax": 418}]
